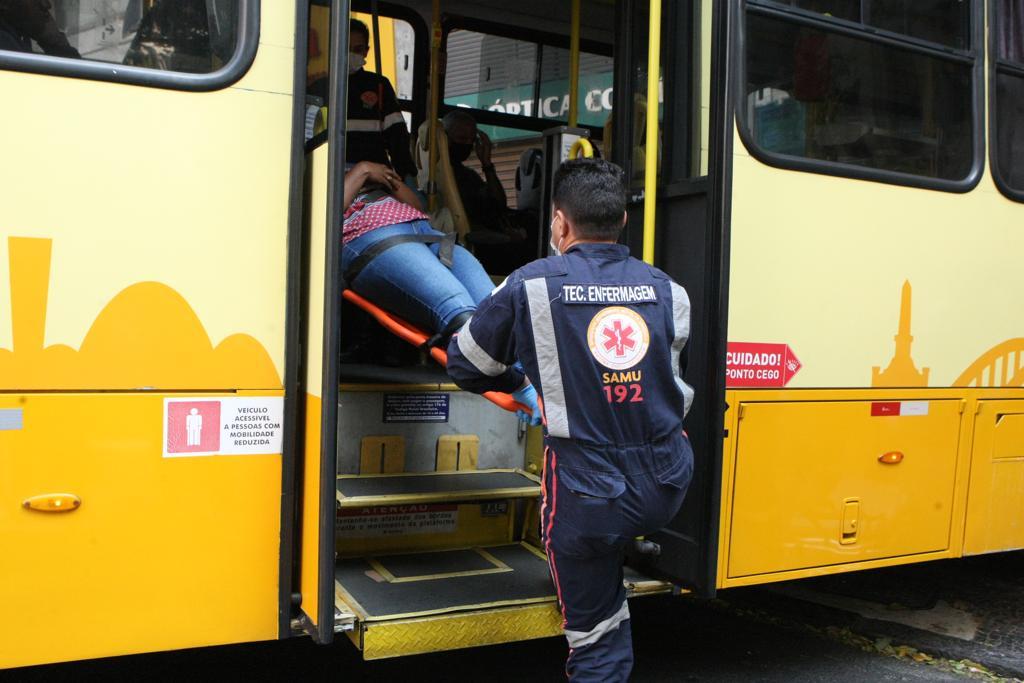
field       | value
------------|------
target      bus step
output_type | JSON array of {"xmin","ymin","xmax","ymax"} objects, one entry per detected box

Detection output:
[{"xmin": 335, "ymin": 468, "xmax": 540, "ymax": 508}]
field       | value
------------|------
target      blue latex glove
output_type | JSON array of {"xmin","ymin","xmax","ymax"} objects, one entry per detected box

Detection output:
[{"xmin": 511, "ymin": 383, "xmax": 543, "ymax": 426}]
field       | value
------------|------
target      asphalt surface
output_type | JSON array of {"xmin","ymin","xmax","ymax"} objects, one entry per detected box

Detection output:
[
  {"xmin": 10, "ymin": 552, "xmax": 1024, "ymax": 681},
  {"xmin": 6, "ymin": 591, "xmax": 981, "ymax": 683}
]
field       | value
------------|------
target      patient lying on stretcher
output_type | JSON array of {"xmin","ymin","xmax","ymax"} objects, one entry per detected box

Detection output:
[{"xmin": 341, "ymin": 161, "xmax": 494, "ymax": 343}]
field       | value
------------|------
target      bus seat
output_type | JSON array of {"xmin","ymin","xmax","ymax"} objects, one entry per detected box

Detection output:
[
  {"xmin": 514, "ymin": 148, "xmax": 544, "ymax": 213},
  {"xmin": 415, "ymin": 119, "xmax": 472, "ymax": 245}
]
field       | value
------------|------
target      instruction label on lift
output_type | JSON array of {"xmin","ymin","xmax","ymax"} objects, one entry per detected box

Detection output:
[
  {"xmin": 383, "ymin": 393, "xmax": 449, "ymax": 423},
  {"xmin": 336, "ymin": 504, "xmax": 458, "ymax": 537},
  {"xmin": 726, "ymin": 342, "xmax": 802, "ymax": 388},
  {"xmin": 163, "ymin": 397, "xmax": 284, "ymax": 457}
]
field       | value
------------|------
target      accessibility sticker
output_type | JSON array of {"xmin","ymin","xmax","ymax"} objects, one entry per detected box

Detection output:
[
  {"xmin": 164, "ymin": 396, "xmax": 283, "ymax": 457},
  {"xmin": 726, "ymin": 342, "xmax": 802, "ymax": 388}
]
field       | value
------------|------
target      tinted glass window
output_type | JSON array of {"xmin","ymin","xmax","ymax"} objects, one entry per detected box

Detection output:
[
  {"xmin": 778, "ymin": 0, "xmax": 969, "ymax": 48},
  {"xmin": 993, "ymin": 0, "xmax": 1024, "ymax": 196},
  {"xmin": 863, "ymin": 1, "xmax": 968, "ymax": 49},
  {"xmin": 996, "ymin": 0, "xmax": 1024, "ymax": 62},
  {"xmin": 0, "ymin": 0, "xmax": 239, "ymax": 74},
  {"xmin": 445, "ymin": 31, "xmax": 538, "ymax": 117},
  {"xmin": 995, "ymin": 72, "xmax": 1024, "ymax": 191},
  {"xmin": 743, "ymin": 11, "xmax": 973, "ymax": 181},
  {"xmin": 443, "ymin": 29, "xmax": 612, "ymax": 140},
  {"xmin": 789, "ymin": 1, "xmax": 859, "ymax": 22}
]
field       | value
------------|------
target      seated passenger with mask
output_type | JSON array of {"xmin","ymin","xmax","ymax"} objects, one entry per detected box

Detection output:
[{"xmin": 442, "ymin": 109, "xmax": 539, "ymax": 273}]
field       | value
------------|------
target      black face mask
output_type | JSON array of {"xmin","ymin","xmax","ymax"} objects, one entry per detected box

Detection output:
[{"xmin": 448, "ymin": 141, "xmax": 473, "ymax": 164}]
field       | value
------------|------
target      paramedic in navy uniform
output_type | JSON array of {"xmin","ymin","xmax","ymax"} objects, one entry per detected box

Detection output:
[{"xmin": 446, "ymin": 158, "xmax": 694, "ymax": 681}]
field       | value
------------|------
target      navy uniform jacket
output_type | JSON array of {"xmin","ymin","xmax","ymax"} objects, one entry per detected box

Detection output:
[{"xmin": 447, "ymin": 242, "xmax": 693, "ymax": 455}]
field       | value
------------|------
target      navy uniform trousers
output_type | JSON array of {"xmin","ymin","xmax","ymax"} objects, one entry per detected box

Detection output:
[
  {"xmin": 542, "ymin": 433, "xmax": 692, "ymax": 681},
  {"xmin": 446, "ymin": 242, "xmax": 695, "ymax": 680}
]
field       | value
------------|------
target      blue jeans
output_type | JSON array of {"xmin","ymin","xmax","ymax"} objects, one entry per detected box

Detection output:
[{"xmin": 342, "ymin": 220, "xmax": 495, "ymax": 333}]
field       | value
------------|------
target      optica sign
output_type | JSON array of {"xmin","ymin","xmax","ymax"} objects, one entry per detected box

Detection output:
[{"xmin": 726, "ymin": 342, "xmax": 802, "ymax": 388}]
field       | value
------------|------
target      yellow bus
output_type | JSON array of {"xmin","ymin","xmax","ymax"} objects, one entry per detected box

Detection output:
[{"xmin": 2, "ymin": 0, "xmax": 1023, "ymax": 670}]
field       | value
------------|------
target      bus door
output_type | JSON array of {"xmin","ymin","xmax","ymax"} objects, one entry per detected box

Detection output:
[
  {"xmin": 610, "ymin": 0, "xmax": 727, "ymax": 597},
  {"xmin": 297, "ymin": 0, "xmax": 354, "ymax": 643}
]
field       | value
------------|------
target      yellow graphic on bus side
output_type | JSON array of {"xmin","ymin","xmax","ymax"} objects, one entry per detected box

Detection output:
[
  {"xmin": 0, "ymin": 237, "xmax": 279, "ymax": 390},
  {"xmin": 872, "ymin": 280, "xmax": 1024, "ymax": 388}
]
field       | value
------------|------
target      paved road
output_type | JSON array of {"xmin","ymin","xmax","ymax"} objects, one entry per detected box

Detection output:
[{"xmin": 8, "ymin": 593, "xmax": 976, "ymax": 682}]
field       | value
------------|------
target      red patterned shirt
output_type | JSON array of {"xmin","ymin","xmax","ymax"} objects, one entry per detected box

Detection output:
[{"xmin": 343, "ymin": 192, "xmax": 428, "ymax": 244}]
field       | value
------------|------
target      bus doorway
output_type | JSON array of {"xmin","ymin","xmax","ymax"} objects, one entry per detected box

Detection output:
[
  {"xmin": 612, "ymin": 0, "xmax": 725, "ymax": 598},
  {"xmin": 298, "ymin": 0, "xmax": 721, "ymax": 658}
]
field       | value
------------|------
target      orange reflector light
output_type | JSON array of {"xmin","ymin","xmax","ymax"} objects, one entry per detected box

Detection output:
[
  {"xmin": 22, "ymin": 493, "xmax": 81, "ymax": 512},
  {"xmin": 878, "ymin": 451, "xmax": 904, "ymax": 465}
]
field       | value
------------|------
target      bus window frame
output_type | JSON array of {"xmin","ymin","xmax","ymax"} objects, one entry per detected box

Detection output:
[
  {"xmin": 440, "ymin": 14, "xmax": 611, "ymax": 138},
  {"xmin": 0, "ymin": 0, "xmax": 260, "ymax": 92},
  {"xmin": 735, "ymin": 0, "xmax": 985, "ymax": 194},
  {"xmin": 988, "ymin": 0, "xmax": 1024, "ymax": 203}
]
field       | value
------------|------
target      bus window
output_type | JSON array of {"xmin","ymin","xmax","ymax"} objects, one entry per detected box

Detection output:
[
  {"xmin": 0, "ymin": 0, "xmax": 241, "ymax": 74},
  {"xmin": 741, "ymin": 1, "xmax": 977, "ymax": 187},
  {"xmin": 783, "ymin": 1, "xmax": 969, "ymax": 48},
  {"xmin": 992, "ymin": 0, "xmax": 1024, "ymax": 199},
  {"xmin": 445, "ymin": 30, "xmax": 538, "ymax": 127},
  {"xmin": 443, "ymin": 27, "xmax": 612, "ymax": 141},
  {"xmin": 538, "ymin": 47, "xmax": 613, "ymax": 128}
]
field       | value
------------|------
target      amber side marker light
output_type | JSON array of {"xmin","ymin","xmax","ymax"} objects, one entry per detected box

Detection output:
[
  {"xmin": 22, "ymin": 493, "xmax": 82, "ymax": 512},
  {"xmin": 878, "ymin": 451, "xmax": 905, "ymax": 465}
]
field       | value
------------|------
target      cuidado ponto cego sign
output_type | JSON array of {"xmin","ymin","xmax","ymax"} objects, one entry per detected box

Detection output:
[{"xmin": 726, "ymin": 342, "xmax": 802, "ymax": 388}]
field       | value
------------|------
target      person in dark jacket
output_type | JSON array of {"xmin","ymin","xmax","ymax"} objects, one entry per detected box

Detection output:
[
  {"xmin": 310, "ymin": 19, "xmax": 416, "ymax": 180},
  {"xmin": 0, "ymin": 0, "xmax": 79, "ymax": 57},
  {"xmin": 446, "ymin": 158, "xmax": 694, "ymax": 681}
]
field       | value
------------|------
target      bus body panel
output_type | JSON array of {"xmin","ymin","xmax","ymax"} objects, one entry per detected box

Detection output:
[
  {"xmin": 721, "ymin": 120, "xmax": 1024, "ymax": 586},
  {"xmin": 0, "ymin": 392, "xmax": 282, "ymax": 669},
  {"xmin": 728, "ymin": 135, "xmax": 1024, "ymax": 392},
  {"xmin": 964, "ymin": 399, "xmax": 1024, "ymax": 555},
  {"xmin": 0, "ymin": 7, "xmax": 296, "ymax": 668},
  {"xmin": 0, "ymin": 38, "xmax": 293, "ymax": 392}
]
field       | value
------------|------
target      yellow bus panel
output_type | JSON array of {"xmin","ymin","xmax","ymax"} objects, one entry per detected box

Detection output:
[
  {"xmin": 0, "ymin": 392, "xmax": 281, "ymax": 669},
  {"xmin": 964, "ymin": 400, "xmax": 1024, "ymax": 554},
  {"xmin": 727, "ymin": 399, "xmax": 961, "ymax": 579}
]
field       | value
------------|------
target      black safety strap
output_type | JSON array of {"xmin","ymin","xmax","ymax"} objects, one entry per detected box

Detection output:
[{"xmin": 343, "ymin": 231, "xmax": 455, "ymax": 286}]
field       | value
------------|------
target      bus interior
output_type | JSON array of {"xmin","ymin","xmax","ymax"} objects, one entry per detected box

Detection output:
[{"xmin": 304, "ymin": 0, "xmax": 715, "ymax": 654}]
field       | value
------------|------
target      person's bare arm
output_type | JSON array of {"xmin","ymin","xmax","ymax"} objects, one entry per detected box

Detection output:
[
  {"xmin": 389, "ymin": 178, "xmax": 426, "ymax": 212},
  {"xmin": 343, "ymin": 165, "xmax": 372, "ymax": 211},
  {"xmin": 344, "ymin": 161, "xmax": 410, "ymax": 210}
]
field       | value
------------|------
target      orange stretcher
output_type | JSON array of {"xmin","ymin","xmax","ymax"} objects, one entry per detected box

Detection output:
[{"xmin": 342, "ymin": 289, "xmax": 528, "ymax": 415}]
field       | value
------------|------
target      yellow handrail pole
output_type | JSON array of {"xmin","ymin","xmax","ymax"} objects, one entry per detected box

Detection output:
[
  {"xmin": 427, "ymin": 0, "xmax": 441, "ymax": 211},
  {"xmin": 568, "ymin": 0, "xmax": 581, "ymax": 127},
  {"xmin": 642, "ymin": 0, "xmax": 661, "ymax": 265}
]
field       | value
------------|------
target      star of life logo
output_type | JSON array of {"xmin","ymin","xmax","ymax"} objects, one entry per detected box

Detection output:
[{"xmin": 587, "ymin": 306, "xmax": 650, "ymax": 370}]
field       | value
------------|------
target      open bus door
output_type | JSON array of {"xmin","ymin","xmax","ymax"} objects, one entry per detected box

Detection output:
[
  {"xmin": 296, "ymin": 0, "xmax": 354, "ymax": 643},
  {"xmin": 609, "ymin": 0, "xmax": 730, "ymax": 598}
]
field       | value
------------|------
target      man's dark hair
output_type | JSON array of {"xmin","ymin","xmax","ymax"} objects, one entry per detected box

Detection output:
[
  {"xmin": 552, "ymin": 158, "xmax": 627, "ymax": 240},
  {"xmin": 350, "ymin": 18, "xmax": 370, "ymax": 42}
]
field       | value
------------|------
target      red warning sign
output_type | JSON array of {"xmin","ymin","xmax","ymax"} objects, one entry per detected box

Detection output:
[{"xmin": 726, "ymin": 342, "xmax": 802, "ymax": 388}]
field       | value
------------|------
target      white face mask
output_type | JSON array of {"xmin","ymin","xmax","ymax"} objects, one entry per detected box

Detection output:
[
  {"xmin": 549, "ymin": 218, "xmax": 561, "ymax": 255},
  {"xmin": 348, "ymin": 52, "xmax": 366, "ymax": 74}
]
